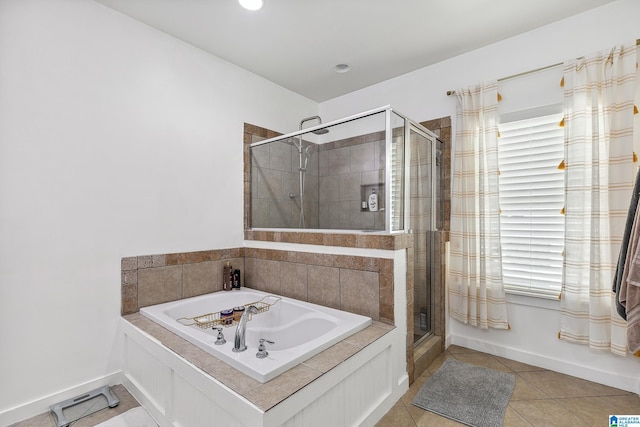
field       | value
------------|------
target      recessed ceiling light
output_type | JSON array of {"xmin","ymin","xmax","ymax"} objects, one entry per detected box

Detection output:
[
  {"xmin": 334, "ymin": 63, "xmax": 351, "ymax": 74},
  {"xmin": 239, "ymin": 0, "xmax": 263, "ymax": 11}
]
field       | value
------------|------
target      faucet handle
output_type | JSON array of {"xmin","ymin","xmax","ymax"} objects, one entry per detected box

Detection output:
[
  {"xmin": 256, "ymin": 339, "xmax": 275, "ymax": 359},
  {"xmin": 213, "ymin": 327, "xmax": 226, "ymax": 345}
]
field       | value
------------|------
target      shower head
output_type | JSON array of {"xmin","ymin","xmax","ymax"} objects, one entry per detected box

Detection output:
[
  {"xmin": 300, "ymin": 115, "xmax": 329, "ymax": 135},
  {"xmin": 284, "ymin": 137, "xmax": 302, "ymax": 149},
  {"xmin": 302, "ymin": 144, "xmax": 315, "ymax": 171},
  {"xmin": 305, "ymin": 144, "xmax": 315, "ymax": 157},
  {"xmin": 285, "ymin": 138, "xmax": 315, "ymax": 159}
]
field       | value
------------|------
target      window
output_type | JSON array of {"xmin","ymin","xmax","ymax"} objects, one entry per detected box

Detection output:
[{"xmin": 498, "ymin": 108, "xmax": 564, "ymax": 298}]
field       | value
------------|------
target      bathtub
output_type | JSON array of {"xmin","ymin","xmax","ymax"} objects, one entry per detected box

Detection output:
[{"xmin": 139, "ymin": 288, "xmax": 372, "ymax": 383}]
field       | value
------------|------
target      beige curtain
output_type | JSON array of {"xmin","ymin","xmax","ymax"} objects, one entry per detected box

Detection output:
[
  {"xmin": 449, "ymin": 82, "xmax": 509, "ymax": 329},
  {"xmin": 560, "ymin": 43, "xmax": 637, "ymax": 356}
]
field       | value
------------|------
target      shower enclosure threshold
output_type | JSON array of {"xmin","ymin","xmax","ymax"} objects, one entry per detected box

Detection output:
[{"xmin": 413, "ymin": 334, "xmax": 442, "ymax": 380}]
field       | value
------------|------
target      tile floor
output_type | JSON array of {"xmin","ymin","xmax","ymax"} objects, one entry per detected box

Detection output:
[
  {"xmin": 376, "ymin": 345, "xmax": 640, "ymax": 427},
  {"xmin": 13, "ymin": 346, "xmax": 640, "ymax": 426}
]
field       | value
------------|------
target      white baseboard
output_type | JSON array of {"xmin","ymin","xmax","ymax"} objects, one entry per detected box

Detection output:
[
  {"xmin": 0, "ymin": 371, "xmax": 123, "ymax": 426},
  {"xmin": 450, "ymin": 336, "xmax": 639, "ymax": 395},
  {"xmin": 444, "ymin": 333, "xmax": 452, "ymax": 349}
]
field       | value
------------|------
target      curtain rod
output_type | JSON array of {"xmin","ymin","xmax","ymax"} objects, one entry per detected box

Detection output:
[
  {"xmin": 446, "ymin": 62, "xmax": 561, "ymax": 96},
  {"xmin": 446, "ymin": 38, "xmax": 640, "ymax": 96}
]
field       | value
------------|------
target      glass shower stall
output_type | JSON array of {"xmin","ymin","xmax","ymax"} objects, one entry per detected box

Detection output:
[{"xmin": 248, "ymin": 105, "xmax": 441, "ymax": 343}]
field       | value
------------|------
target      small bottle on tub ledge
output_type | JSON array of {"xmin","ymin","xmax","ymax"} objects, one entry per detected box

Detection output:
[
  {"xmin": 223, "ymin": 261, "xmax": 233, "ymax": 291},
  {"xmin": 232, "ymin": 269, "xmax": 241, "ymax": 289},
  {"xmin": 233, "ymin": 306, "xmax": 245, "ymax": 322}
]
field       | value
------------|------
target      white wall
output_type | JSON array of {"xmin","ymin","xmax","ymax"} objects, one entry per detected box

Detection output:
[
  {"xmin": 0, "ymin": 0, "xmax": 317, "ymax": 420},
  {"xmin": 321, "ymin": 0, "xmax": 640, "ymax": 393}
]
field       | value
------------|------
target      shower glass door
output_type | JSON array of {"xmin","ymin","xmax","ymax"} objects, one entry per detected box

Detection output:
[{"xmin": 409, "ymin": 125, "xmax": 436, "ymax": 344}]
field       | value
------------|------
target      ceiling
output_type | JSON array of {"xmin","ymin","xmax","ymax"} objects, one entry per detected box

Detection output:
[{"xmin": 94, "ymin": 0, "xmax": 617, "ymax": 102}]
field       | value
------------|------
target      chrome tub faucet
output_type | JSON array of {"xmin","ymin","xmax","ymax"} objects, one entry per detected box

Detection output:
[{"xmin": 232, "ymin": 305, "xmax": 258, "ymax": 352}]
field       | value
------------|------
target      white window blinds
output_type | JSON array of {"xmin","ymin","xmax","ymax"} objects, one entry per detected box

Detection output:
[{"xmin": 498, "ymin": 111, "xmax": 564, "ymax": 298}]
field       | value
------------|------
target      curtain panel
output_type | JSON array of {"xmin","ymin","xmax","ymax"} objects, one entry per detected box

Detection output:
[
  {"xmin": 450, "ymin": 82, "xmax": 509, "ymax": 330},
  {"xmin": 560, "ymin": 43, "xmax": 637, "ymax": 356}
]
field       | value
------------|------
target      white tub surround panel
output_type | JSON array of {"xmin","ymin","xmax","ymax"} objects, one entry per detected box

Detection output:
[{"xmin": 121, "ymin": 316, "xmax": 401, "ymax": 426}]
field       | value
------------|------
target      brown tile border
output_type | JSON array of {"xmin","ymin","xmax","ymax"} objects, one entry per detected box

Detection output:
[{"xmin": 244, "ymin": 230, "xmax": 412, "ymax": 250}]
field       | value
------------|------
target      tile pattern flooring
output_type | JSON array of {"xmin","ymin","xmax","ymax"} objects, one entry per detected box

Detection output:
[
  {"xmin": 12, "ymin": 346, "xmax": 640, "ymax": 426},
  {"xmin": 376, "ymin": 345, "xmax": 640, "ymax": 427}
]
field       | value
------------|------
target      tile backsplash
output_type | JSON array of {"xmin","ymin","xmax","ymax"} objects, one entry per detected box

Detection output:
[
  {"xmin": 121, "ymin": 248, "xmax": 244, "ymax": 315},
  {"xmin": 122, "ymin": 247, "xmax": 394, "ymax": 324},
  {"xmin": 243, "ymin": 247, "xmax": 393, "ymax": 323}
]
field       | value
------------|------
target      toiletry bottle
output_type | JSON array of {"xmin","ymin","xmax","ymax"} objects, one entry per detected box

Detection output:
[
  {"xmin": 368, "ymin": 188, "xmax": 378, "ymax": 212},
  {"xmin": 227, "ymin": 262, "xmax": 234, "ymax": 291},
  {"xmin": 220, "ymin": 309, "xmax": 233, "ymax": 325},
  {"xmin": 223, "ymin": 262, "xmax": 232, "ymax": 291},
  {"xmin": 233, "ymin": 306, "xmax": 245, "ymax": 322},
  {"xmin": 233, "ymin": 269, "xmax": 241, "ymax": 289}
]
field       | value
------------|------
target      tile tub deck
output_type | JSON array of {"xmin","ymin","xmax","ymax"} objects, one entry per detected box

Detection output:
[{"xmin": 123, "ymin": 313, "xmax": 395, "ymax": 412}]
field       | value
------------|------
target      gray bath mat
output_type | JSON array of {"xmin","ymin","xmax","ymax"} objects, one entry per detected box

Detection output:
[{"xmin": 411, "ymin": 358, "xmax": 515, "ymax": 427}]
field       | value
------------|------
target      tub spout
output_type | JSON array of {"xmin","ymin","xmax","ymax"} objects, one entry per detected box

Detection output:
[{"xmin": 232, "ymin": 305, "xmax": 258, "ymax": 352}]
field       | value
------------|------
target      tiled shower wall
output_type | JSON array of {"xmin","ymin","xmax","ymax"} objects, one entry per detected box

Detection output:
[
  {"xmin": 246, "ymin": 124, "xmax": 387, "ymax": 230},
  {"xmin": 121, "ymin": 247, "xmax": 394, "ymax": 324},
  {"xmin": 244, "ymin": 124, "xmax": 283, "ymax": 230},
  {"xmin": 421, "ymin": 117, "xmax": 451, "ymax": 232},
  {"xmin": 250, "ymin": 139, "xmax": 320, "ymax": 229},
  {"xmin": 317, "ymin": 132, "xmax": 386, "ymax": 230}
]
